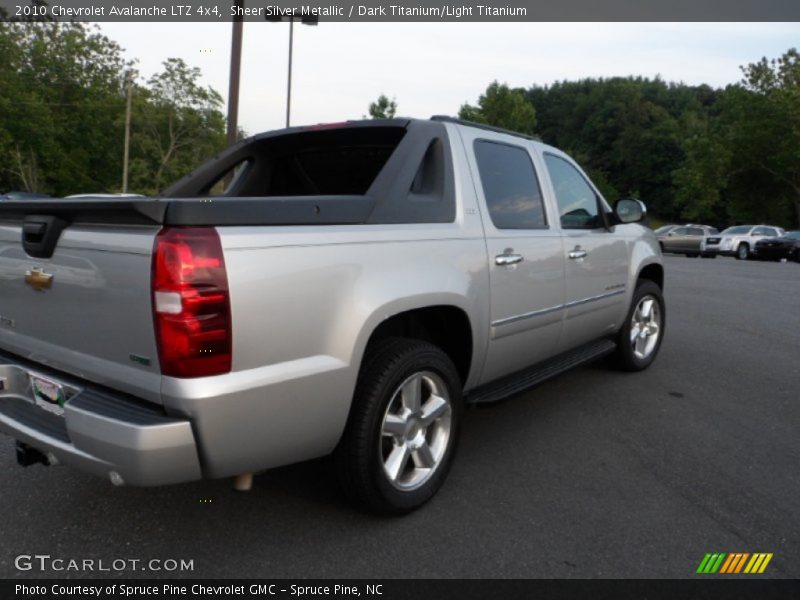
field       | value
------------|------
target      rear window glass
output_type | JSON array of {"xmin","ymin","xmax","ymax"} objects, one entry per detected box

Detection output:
[
  {"xmin": 270, "ymin": 146, "xmax": 396, "ymax": 196},
  {"xmin": 201, "ymin": 127, "xmax": 406, "ymax": 197}
]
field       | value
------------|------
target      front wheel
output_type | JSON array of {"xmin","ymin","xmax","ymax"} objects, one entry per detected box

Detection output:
[
  {"xmin": 736, "ymin": 243, "xmax": 750, "ymax": 260},
  {"xmin": 335, "ymin": 338, "xmax": 462, "ymax": 514},
  {"xmin": 611, "ymin": 280, "xmax": 666, "ymax": 372}
]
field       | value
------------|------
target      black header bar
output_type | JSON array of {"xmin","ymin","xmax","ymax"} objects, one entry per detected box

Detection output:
[{"xmin": 1, "ymin": 0, "xmax": 799, "ymax": 21}]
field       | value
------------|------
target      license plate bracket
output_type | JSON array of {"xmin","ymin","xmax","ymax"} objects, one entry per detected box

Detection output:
[{"xmin": 29, "ymin": 373, "xmax": 66, "ymax": 417}]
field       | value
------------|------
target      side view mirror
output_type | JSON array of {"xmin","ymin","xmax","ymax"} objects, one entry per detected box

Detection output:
[{"xmin": 614, "ymin": 198, "xmax": 646, "ymax": 224}]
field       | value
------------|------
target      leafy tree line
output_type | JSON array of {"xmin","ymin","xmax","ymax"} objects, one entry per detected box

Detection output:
[
  {"xmin": 0, "ymin": 22, "xmax": 226, "ymax": 197},
  {"xmin": 456, "ymin": 49, "xmax": 800, "ymax": 228}
]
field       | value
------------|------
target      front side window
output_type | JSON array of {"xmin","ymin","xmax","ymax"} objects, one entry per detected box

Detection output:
[
  {"xmin": 544, "ymin": 154, "xmax": 602, "ymax": 229},
  {"xmin": 473, "ymin": 140, "xmax": 547, "ymax": 229}
]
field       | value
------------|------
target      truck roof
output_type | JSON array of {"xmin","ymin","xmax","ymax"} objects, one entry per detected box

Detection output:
[{"xmin": 430, "ymin": 115, "xmax": 541, "ymax": 142}]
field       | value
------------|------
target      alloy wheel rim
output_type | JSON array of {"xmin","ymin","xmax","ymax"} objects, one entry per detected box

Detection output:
[
  {"xmin": 630, "ymin": 295, "xmax": 661, "ymax": 360},
  {"xmin": 379, "ymin": 371, "xmax": 452, "ymax": 491}
]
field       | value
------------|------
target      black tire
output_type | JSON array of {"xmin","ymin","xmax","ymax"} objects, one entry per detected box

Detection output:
[
  {"xmin": 611, "ymin": 280, "xmax": 666, "ymax": 372},
  {"xmin": 334, "ymin": 338, "xmax": 462, "ymax": 514},
  {"xmin": 736, "ymin": 243, "xmax": 750, "ymax": 260},
  {"xmin": 687, "ymin": 253, "xmax": 700, "ymax": 258}
]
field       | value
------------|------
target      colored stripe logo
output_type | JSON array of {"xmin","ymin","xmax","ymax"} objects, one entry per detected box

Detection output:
[{"xmin": 697, "ymin": 553, "xmax": 773, "ymax": 574}]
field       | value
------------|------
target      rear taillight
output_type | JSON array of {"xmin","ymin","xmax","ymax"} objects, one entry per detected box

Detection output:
[{"xmin": 152, "ymin": 227, "xmax": 232, "ymax": 378}]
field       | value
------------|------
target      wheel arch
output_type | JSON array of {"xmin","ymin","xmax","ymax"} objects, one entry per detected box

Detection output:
[
  {"xmin": 637, "ymin": 262, "xmax": 664, "ymax": 291},
  {"xmin": 360, "ymin": 304, "xmax": 474, "ymax": 387}
]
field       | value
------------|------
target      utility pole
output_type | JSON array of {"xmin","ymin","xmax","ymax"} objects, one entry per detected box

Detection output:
[
  {"xmin": 286, "ymin": 17, "xmax": 293, "ymax": 128},
  {"xmin": 122, "ymin": 70, "xmax": 133, "ymax": 193},
  {"xmin": 266, "ymin": 11, "xmax": 318, "ymax": 129},
  {"xmin": 227, "ymin": 0, "xmax": 244, "ymax": 147}
]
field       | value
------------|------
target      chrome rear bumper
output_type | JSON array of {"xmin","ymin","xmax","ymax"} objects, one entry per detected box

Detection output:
[{"xmin": 0, "ymin": 352, "xmax": 201, "ymax": 486}]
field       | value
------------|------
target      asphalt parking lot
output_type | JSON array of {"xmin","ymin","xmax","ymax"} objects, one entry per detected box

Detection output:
[{"xmin": 1, "ymin": 255, "xmax": 798, "ymax": 579}]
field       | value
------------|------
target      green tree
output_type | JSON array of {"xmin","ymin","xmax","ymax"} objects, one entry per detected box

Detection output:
[
  {"xmin": 368, "ymin": 94, "xmax": 397, "ymax": 119},
  {"xmin": 0, "ymin": 24, "xmax": 227, "ymax": 197},
  {"xmin": 459, "ymin": 81, "xmax": 536, "ymax": 135},
  {"xmin": 527, "ymin": 77, "xmax": 706, "ymax": 220},
  {"xmin": 674, "ymin": 49, "xmax": 800, "ymax": 227},
  {"xmin": 0, "ymin": 22, "xmax": 128, "ymax": 195},
  {"xmin": 129, "ymin": 58, "xmax": 225, "ymax": 194},
  {"xmin": 738, "ymin": 49, "xmax": 800, "ymax": 226}
]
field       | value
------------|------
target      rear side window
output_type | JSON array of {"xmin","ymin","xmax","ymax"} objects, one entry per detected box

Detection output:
[
  {"xmin": 687, "ymin": 227, "xmax": 704, "ymax": 236},
  {"xmin": 752, "ymin": 226, "xmax": 778, "ymax": 236},
  {"xmin": 206, "ymin": 159, "xmax": 252, "ymax": 196},
  {"xmin": 473, "ymin": 140, "xmax": 547, "ymax": 229},
  {"xmin": 544, "ymin": 154, "xmax": 602, "ymax": 229}
]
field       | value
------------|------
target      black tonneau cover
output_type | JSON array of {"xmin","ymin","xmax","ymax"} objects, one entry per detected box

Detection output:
[{"xmin": 0, "ymin": 195, "xmax": 373, "ymax": 226}]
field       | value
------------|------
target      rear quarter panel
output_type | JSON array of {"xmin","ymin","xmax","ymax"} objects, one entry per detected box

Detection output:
[{"xmin": 162, "ymin": 162, "xmax": 491, "ymax": 478}]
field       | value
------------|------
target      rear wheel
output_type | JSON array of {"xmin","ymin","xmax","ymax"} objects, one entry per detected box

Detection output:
[
  {"xmin": 611, "ymin": 280, "xmax": 665, "ymax": 372},
  {"xmin": 736, "ymin": 243, "xmax": 750, "ymax": 260},
  {"xmin": 335, "ymin": 338, "xmax": 462, "ymax": 514},
  {"xmin": 686, "ymin": 253, "xmax": 700, "ymax": 258}
]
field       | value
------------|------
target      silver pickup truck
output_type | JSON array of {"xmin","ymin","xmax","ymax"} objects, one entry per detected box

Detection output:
[{"xmin": 0, "ymin": 118, "xmax": 664, "ymax": 513}]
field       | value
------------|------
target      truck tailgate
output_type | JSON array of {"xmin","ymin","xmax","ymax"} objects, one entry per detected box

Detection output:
[{"xmin": 0, "ymin": 223, "xmax": 163, "ymax": 404}]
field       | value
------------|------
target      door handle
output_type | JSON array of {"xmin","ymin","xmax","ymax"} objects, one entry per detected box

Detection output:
[
  {"xmin": 568, "ymin": 247, "xmax": 587, "ymax": 260},
  {"xmin": 495, "ymin": 249, "xmax": 523, "ymax": 266}
]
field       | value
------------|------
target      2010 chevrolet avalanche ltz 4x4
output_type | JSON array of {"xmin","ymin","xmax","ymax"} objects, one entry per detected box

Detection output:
[{"xmin": 0, "ymin": 118, "xmax": 665, "ymax": 513}]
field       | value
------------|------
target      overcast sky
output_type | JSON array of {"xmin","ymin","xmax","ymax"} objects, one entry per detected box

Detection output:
[{"xmin": 99, "ymin": 23, "xmax": 800, "ymax": 135}]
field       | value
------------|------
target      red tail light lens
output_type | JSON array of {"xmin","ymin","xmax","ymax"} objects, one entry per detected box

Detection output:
[{"xmin": 152, "ymin": 227, "xmax": 232, "ymax": 378}]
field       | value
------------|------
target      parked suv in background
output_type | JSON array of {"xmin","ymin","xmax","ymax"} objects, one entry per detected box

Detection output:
[
  {"xmin": 657, "ymin": 224, "xmax": 719, "ymax": 258},
  {"xmin": 704, "ymin": 225, "xmax": 785, "ymax": 260}
]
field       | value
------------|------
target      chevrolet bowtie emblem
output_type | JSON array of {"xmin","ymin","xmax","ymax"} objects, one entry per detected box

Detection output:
[{"xmin": 25, "ymin": 267, "xmax": 53, "ymax": 291}]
